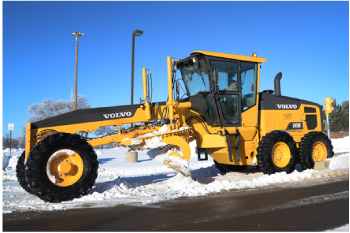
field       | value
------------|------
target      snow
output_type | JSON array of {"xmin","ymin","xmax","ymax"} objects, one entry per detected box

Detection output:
[
  {"xmin": 158, "ymin": 124, "xmax": 169, "ymax": 133},
  {"xmin": 145, "ymin": 136, "xmax": 166, "ymax": 148},
  {"xmin": 121, "ymin": 125, "xmax": 189, "ymax": 147},
  {"xmin": 325, "ymin": 224, "xmax": 349, "ymax": 232},
  {"xmin": 2, "ymin": 135, "xmax": 349, "ymax": 228},
  {"xmin": 331, "ymin": 136, "xmax": 349, "ymax": 153}
]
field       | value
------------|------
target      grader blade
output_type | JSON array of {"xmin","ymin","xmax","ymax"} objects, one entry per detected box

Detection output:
[
  {"xmin": 121, "ymin": 126, "xmax": 194, "ymax": 178},
  {"xmin": 166, "ymin": 164, "xmax": 193, "ymax": 178},
  {"xmin": 160, "ymin": 150, "xmax": 192, "ymax": 178}
]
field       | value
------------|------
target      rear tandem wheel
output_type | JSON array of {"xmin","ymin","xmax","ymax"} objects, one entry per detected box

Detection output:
[
  {"xmin": 25, "ymin": 133, "xmax": 99, "ymax": 203},
  {"xmin": 257, "ymin": 131, "xmax": 297, "ymax": 175},
  {"xmin": 299, "ymin": 131, "xmax": 334, "ymax": 170}
]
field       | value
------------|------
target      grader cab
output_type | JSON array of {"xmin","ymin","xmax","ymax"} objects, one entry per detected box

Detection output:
[{"xmin": 17, "ymin": 51, "xmax": 334, "ymax": 203}]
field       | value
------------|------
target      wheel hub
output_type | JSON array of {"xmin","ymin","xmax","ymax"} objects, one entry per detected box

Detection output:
[
  {"xmin": 57, "ymin": 162, "xmax": 72, "ymax": 174},
  {"xmin": 312, "ymin": 142, "xmax": 327, "ymax": 161},
  {"xmin": 46, "ymin": 149, "xmax": 84, "ymax": 187},
  {"xmin": 272, "ymin": 142, "xmax": 291, "ymax": 168}
]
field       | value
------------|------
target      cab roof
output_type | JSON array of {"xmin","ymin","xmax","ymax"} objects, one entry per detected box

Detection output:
[{"xmin": 190, "ymin": 51, "xmax": 267, "ymax": 63}]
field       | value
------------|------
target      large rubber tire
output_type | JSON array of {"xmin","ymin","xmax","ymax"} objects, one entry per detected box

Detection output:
[
  {"xmin": 257, "ymin": 131, "xmax": 297, "ymax": 175},
  {"xmin": 16, "ymin": 151, "xmax": 35, "ymax": 195},
  {"xmin": 25, "ymin": 133, "xmax": 99, "ymax": 203},
  {"xmin": 299, "ymin": 131, "xmax": 334, "ymax": 170},
  {"xmin": 214, "ymin": 160, "xmax": 247, "ymax": 174}
]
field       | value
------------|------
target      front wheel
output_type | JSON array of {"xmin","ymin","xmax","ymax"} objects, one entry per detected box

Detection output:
[
  {"xmin": 257, "ymin": 131, "xmax": 297, "ymax": 175},
  {"xmin": 25, "ymin": 133, "xmax": 99, "ymax": 203},
  {"xmin": 16, "ymin": 151, "xmax": 35, "ymax": 195},
  {"xmin": 299, "ymin": 132, "xmax": 334, "ymax": 170}
]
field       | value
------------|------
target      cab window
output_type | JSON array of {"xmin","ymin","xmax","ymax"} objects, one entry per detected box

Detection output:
[
  {"xmin": 209, "ymin": 60, "xmax": 238, "ymax": 91},
  {"xmin": 241, "ymin": 62, "xmax": 257, "ymax": 111}
]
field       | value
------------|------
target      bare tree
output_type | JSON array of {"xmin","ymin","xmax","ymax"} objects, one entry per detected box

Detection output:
[
  {"xmin": 93, "ymin": 126, "xmax": 120, "ymax": 149},
  {"xmin": 20, "ymin": 126, "xmax": 26, "ymax": 137},
  {"xmin": 94, "ymin": 126, "xmax": 119, "ymax": 137},
  {"xmin": 17, "ymin": 137, "xmax": 25, "ymax": 149},
  {"xmin": 3, "ymin": 137, "xmax": 26, "ymax": 149},
  {"xmin": 26, "ymin": 95, "xmax": 91, "ymax": 123},
  {"xmin": 20, "ymin": 95, "xmax": 91, "ymax": 140},
  {"xmin": 67, "ymin": 94, "xmax": 91, "ymax": 111}
]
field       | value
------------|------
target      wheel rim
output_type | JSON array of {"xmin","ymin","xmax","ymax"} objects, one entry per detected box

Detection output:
[
  {"xmin": 46, "ymin": 149, "xmax": 84, "ymax": 187},
  {"xmin": 272, "ymin": 142, "xmax": 291, "ymax": 168},
  {"xmin": 312, "ymin": 142, "xmax": 327, "ymax": 161}
]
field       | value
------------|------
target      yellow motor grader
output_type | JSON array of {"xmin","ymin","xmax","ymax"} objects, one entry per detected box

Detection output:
[{"xmin": 16, "ymin": 51, "xmax": 334, "ymax": 203}]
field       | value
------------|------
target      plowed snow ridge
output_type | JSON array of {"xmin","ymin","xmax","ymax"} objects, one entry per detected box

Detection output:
[{"xmin": 2, "ymin": 137, "xmax": 349, "ymax": 214}]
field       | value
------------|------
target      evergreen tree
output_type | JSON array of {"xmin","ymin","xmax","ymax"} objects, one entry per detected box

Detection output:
[
  {"xmin": 340, "ymin": 100, "xmax": 349, "ymax": 131},
  {"xmin": 321, "ymin": 109, "xmax": 327, "ymax": 131},
  {"xmin": 328, "ymin": 98, "xmax": 349, "ymax": 132}
]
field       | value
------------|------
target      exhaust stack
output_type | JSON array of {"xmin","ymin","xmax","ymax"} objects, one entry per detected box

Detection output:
[{"xmin": 274, "ymin": 72, "xmax": 282, "ymax": 96}]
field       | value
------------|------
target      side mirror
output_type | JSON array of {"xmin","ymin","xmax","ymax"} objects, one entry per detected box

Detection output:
[
  {"xmin": 210, "ymin": 67, "xmax": 219, "ymax": 95},
  {"xmin": 211, "ymin": 67, "xmax": 219, "ymax": 85},
  {"xmin": 176, "ymin": 81, "xmax": 180, "ymax": 99}
]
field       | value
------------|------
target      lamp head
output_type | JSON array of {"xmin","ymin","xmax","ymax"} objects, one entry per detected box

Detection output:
[
  {"xmin": 133, "ymin": 30, "xmax": 143, "ymax": 36},
  {"xmin": 71, "ymin": 31, "xmax": 84, "ymax": 37}
]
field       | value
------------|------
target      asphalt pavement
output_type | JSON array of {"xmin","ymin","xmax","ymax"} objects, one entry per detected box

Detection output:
[{"xmin": 3, "ymin": 177, "xmax": 349, "ymax": 231}]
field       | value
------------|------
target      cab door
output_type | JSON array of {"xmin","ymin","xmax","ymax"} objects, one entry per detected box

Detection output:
[
  {"xmin": 206, "ymin": 57, "xmax": 242, "ymax": 127},
  {"xmin": 205, "ymin": 57, "xmax": 259, "ymax": 164}
]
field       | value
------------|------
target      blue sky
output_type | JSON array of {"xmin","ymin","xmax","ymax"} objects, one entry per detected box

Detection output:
[{"xmin": 3, "ymin": 1, "xmax": 349, "ymax": 138}]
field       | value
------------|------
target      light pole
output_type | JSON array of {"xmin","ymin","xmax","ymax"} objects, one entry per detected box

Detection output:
[
  {"xmin": 71, "ymin": 31, "xmax": 84, "ymax": 110},
  {"xmin": 8, "ymin": 123, "xmax": 14, "ymax": 155},
  {"xmin": 131, "ymin": 30, "xmax": 143, "ymax": 127}
]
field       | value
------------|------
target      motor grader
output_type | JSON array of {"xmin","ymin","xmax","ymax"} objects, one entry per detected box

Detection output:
[{"xmin": 16, "ymin": 51, "xmax": 334, "ymax": 203}]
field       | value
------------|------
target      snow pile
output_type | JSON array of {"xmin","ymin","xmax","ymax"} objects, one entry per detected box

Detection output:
[
  {"xmin": 2, "ymin": 148, "xmax": 23, "ymax": 171},
  {"xmin": 328, "ymin": 153, "xmax": 349, "ymax": 170},
  {"xmin": 145, "ymin": 136, "xmax": 166, "ymax": 148},
  {"xmin": 331, "ymin": 136, "xmax": 349, "ymax": 153},
  {"xmin": 122, "ymin": 124, "xmax": 191, "ymax": 147},
  {"xmin": 3, "ymin": 154, "xmax": 9, "ymax": 170},
  {"xmin": 147, "ymin": 145, "xmax": 191, "ymax": 176},
  {"xmin": 144, "ymin": 125, "xmax": 191, "ymax": 149},
  {"xmin": 157, "ymin": 124, "xmax": 169, "ymax": 134}
]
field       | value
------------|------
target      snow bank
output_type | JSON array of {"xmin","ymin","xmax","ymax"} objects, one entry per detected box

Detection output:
[
  {"xmin": 325, "ymin": 224, "xmax": 349, "ymax": 232},
  {"xmin": 2, "ymin": 148, "xmax": 23, "ymax": 171},
  {"xmin": 3, "ymin": 154, "xmax": 9, "ymax": 170},
  {"xmin": 331, "ymin": 136, "xmax": 349, "ymax": 153}
]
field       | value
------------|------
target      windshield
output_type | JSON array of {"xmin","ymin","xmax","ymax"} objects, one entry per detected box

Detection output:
[{"xmin": 180, "ymin": 57, "xmax": 210, "ymax": 96}]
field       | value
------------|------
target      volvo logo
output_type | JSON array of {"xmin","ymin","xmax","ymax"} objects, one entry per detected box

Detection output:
[
  {"xmin": 277, "ymin": 104, "xmax": 298, "ymax": 109},
  {"xmin": 103, "ymin": 112, "xmax": 132, "ymax": 119}
]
